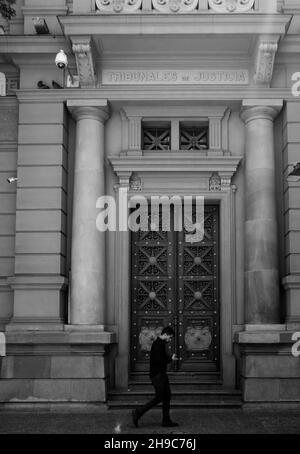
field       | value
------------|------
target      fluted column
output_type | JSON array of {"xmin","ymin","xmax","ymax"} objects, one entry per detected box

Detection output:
[
  {"xmin": 241, "ymin": 100, "xmax": 283, "ymax": 325},
  {"xmin": 67, "ymin": 100, "xmax": 109, "ymax": 326}
]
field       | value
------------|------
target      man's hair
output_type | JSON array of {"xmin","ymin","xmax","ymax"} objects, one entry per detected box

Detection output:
[{"xmin": 161, "ymin": 326, "xmax": 175, "ymax": 336}]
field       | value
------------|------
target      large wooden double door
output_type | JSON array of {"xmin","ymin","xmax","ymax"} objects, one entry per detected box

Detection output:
[{"xmin": 130, "ymin": 205, "xmax": 220, "ymax": 374}]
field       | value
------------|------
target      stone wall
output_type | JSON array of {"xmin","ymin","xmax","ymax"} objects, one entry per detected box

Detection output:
[
  {"xmin": 282, "ymin": 102, "xmax": 300, "ymax": 327},
  {"xmin": 0, "ymin": 98, "xmax": 18, "ymax": 330},
  {"xmin": 6, "ymin": 100, "xmax": 69, "ymax": 331}
]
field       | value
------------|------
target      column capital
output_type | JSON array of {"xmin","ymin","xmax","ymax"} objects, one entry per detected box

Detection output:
[
  {"xmin": 67, "ymin": 99, "xmax": 110, "ymax": 123},
  {"xmin": 240, "ymin": 99, "xmax": 283, "ymax": 124}
]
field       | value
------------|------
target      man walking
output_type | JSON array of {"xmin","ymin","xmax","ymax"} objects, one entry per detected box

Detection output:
[{"xmin": 132, "ymin": 326, "xmax": 179, "ymax": 428}]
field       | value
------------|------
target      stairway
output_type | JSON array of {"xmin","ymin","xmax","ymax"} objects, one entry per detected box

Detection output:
[{"xmin": 107, "ymin": 373, "xmax": 242, "ymax": 409}]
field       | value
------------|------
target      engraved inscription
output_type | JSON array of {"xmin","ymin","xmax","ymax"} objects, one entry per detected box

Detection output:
[{"xmin": 102, "ymin": 69, "xmax": 249, "ymax": 85}]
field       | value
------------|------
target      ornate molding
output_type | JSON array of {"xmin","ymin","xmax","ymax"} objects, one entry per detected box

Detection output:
[
  {"xmin": 67, "ymin": 100, "xmax": 110, "ymax": 123},
  {"xmin": 152, "ymin": 0, "xmax": 198, "ymax": 13},
  {"xmin": 209, "ymin": 171, "xmax": 232, "ymax": 191},
  {"xmin": 209, "ymin": 172, "xmax": 221, "ymax": 191},
  {"xmin": 72, "ymin": 38, "xmax": 96, "ymax": 88},
  {"xmin": 208, "ymin": 0, "xmax": 255, "ymax": 13},
  {"xmin": 96, "ymin": 0, "xmax": 142, "ymax": 13},
  {"xmin": 130, "ymin": 173, "xmax": 143, "ymax": 191},
  {"xmin": 240, "ymin": 104, "xmax": 282, "ymax": 124},
  {"xmin": 95, "ymin": 0, "xmax": 258, "ymax": 13},
  {"xmin": 254, "ymin": 41, "xmax": 278, "ymax": 86},
  {"xmin": 109, "ymin": 155, "xmax": 242, "ymax": 186}
]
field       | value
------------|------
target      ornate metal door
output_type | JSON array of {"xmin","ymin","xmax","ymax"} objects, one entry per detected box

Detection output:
[{"xmin": 131, "ymin": 205, "xmax": 219, "ymax": 374}]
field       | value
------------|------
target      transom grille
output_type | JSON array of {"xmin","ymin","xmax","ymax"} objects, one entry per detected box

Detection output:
[
  {"xmin": 180, "ymin": 125, "xmax": 209, "ymax": 150},
  {"xmin": 142, "ymin": 127, "xmax": 171, "ymax": 150}
]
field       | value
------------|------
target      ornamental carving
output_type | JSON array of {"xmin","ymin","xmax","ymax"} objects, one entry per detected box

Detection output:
[
  {"xmin": 139, "ymin": 326, "xmax": 163, "ymax": 352},
  {"xmin": 130, "ymin": 174, "xmax": 142, "ymax": 191},
  {"xmin": 209, "ymin": 172, "xmax": 221, "ymax": 191},
  {"xmin": 137, "ymin": 280, "xmax": 168, "ymax": 310},
  {"xmin": 254, "ymin": 42, "xmax": 278, "ymax": 85},
  {"xmin": 184, "ymin": 326, "xmax": 212, "ymax": 351},
  {"xmin": 152, "ymin": 0, "xmax": 198, "ymax": 13},
  {"xmin": 208, "ymin": 0, "xmax": 255, "ymax": 13},
  {"xmin": 72, "ymin": 40, "xmax": 96, "ymax": 88},
  {"xmin": 96, "ymin": 0, "xmax": 142, "ymax": 13}
]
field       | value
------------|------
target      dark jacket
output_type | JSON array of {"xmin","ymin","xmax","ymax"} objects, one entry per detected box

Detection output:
[{"xmin": 149, "ymin": 337, "xmax": 172, "ymax": 378}]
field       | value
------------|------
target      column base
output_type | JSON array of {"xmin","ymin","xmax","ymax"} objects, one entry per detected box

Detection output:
[
  {"xmin": 6, "ymin": 275, "xmax": 68, "ymax": 332},
  {"xmin": 283, "ymin": 275, "xmax": 300, "ymax": 329},
  {"xmin": 0, "ymin": 329, "xmax": 116, "ymax": 405},
  {"xmin": 235, "ymin": 328, "xmax": 300, "ymax": 403}
]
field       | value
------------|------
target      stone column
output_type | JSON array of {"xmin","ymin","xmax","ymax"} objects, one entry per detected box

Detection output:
[
  {"xmin": 241, "ymin": 100, "xmax": 283, "ymax": 325},
  {"xmin": 67, "ymin": 100, "xmax": 109, "ymax": 326}
]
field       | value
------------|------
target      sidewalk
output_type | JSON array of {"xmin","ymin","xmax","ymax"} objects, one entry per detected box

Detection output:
[{"xmin": 0, "ymin": 408, "xmax": 299, "ymax": 434}]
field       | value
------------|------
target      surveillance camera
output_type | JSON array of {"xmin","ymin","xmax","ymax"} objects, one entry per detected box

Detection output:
[
  {"xmin": 7, "ymin": 177, "xmax": 18, "ymax": 184},
  {"xmin": 55, "ymin": 50, "xmax": 68, "ymax": 70}
]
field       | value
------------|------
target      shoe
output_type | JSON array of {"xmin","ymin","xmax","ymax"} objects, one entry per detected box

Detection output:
[
  {"xmin": 132, "ymin": 409, "xmax": 139, "ymax": 428},
  {"xmin": 162, "ymin": 420, "xmax": 179, "ymax": 427}
]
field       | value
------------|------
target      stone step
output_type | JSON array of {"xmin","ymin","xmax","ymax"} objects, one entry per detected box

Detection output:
[
  {"xmin": 128, "ymin": 381, "xmax": 223, "ymax": 390},
  {"xmin": 107, "ymin": 399, "xmax": 243, "ymax": 409},
  {"xmin": 107, "ymin": 399, "xmax": 243, "ymax": 410},
  {"xmin": 108, "ymin": 389, "xmax": 242, "ymax": 406},
  {"xmin": 130, "ymin": 372, "xmax": 221, "ymax": 382}
]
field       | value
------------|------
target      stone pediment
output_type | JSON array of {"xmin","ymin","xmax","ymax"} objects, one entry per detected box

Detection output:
[{"xmin": 108, "ymin": 153, "xmax": 242, "ymax": 191}]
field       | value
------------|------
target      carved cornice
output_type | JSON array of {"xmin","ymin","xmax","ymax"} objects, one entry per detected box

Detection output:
[
  {"xmin": 208, "ymin": 0, "xmax": 255, "ymax": 13},
  {"xmin": 108, "ymin": 154, "xmax": 242, "ymax": 175},
  {"xmin": 152, "ymin": 0, "xmax": 198, "ymax": 13},
  {"xmin": 96, "ymin": 0, "xmax": 257, "ymax": 13},
  {"xmin": 254, "ymin": 40, "xmax": 278, "ymax": 86},
  {"xmin": 96, "ymin": 0, "xmax": 142, "ymax": 13},
  {"xmin": 71, "ymin": 37, "xmax": 96, "ymax": 88},
  {"xmin": 15, "ymin": 87, "xmax": 294, "ymax": 104},
  {"xmin": 60, "ymin": 14, "xmax": 290, "ymax": 36}
]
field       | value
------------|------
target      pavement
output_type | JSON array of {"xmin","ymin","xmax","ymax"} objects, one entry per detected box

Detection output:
[{"xmin": 0, "ymin": 408, "xmax": 299, "ymax": 434}]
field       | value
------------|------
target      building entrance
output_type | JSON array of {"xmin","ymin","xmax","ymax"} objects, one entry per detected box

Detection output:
[{"xmin": 130, "ymin": 205, "xmax": 220, "ymax": 374}]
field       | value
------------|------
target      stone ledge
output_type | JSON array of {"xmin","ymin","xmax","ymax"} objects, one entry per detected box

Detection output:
[
  {"xmin": 7, "ymin": 275, "xmax": 68, "ymax": 291},
  {"xmin": 0, "ymin": 402, "xmax": 108, "ymax": 412},
  {"xmin": 5, "ymin": 329, "xmax": 116, "ymax": 345},
  {"xmin": 61, "ymin": 14, "xmax": 290, "ymax": 36},
  {"xmin": 235, "ymin": 329, "xmax": 297, "ymax": 344},
  {"xmin": 282, "ymin": 274, "xmax": 300, "ymax": 288}
]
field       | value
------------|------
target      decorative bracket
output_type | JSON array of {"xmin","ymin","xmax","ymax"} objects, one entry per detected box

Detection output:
[
  {"xmin": 254, "ymin": 38, "xmax": 278, "ymax": 86},
  {"xmin": 71, "ymin": 37, "xmax": 97, "ymax": 88},
  {"xmin": 130, "ymin": 173, "xmax": 143, "ymax": 191},
  {"xmin": 209, "ymin": 171, "xmax": 233, "ymax": 191}
]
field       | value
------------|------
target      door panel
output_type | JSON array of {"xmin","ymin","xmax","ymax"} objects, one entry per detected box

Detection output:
[{"xmin": 131, "ymin": 205, "xmax": 219, "ymax": 374}]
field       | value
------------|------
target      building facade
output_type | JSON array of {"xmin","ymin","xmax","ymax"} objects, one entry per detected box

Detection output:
[{"xmin": 0, "ymin": 0, "xmax": 300, "ymax": 408}]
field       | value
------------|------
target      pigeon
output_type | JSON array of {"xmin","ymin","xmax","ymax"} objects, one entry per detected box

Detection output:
[
  {"xmin": 37, "ymin": 81, "xmax": 50, "ymax": 89},
  {"xmin": 52, "ymin": 80, "xmax": 63, "ymax": 89}
]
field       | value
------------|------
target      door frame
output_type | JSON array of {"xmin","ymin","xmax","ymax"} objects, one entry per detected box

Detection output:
[
  {"xmin": 129, "ymin": 203, "xmax": 221, "ymax": 374},
  {"xmin": 112, "ymin": 176, "xmax": 238, "ymax": 389}
]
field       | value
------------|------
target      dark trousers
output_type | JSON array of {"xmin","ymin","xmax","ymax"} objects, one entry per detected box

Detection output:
[{"xmin": 136, "ymin": 372, "xmax": 171, "ymax": 422}]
